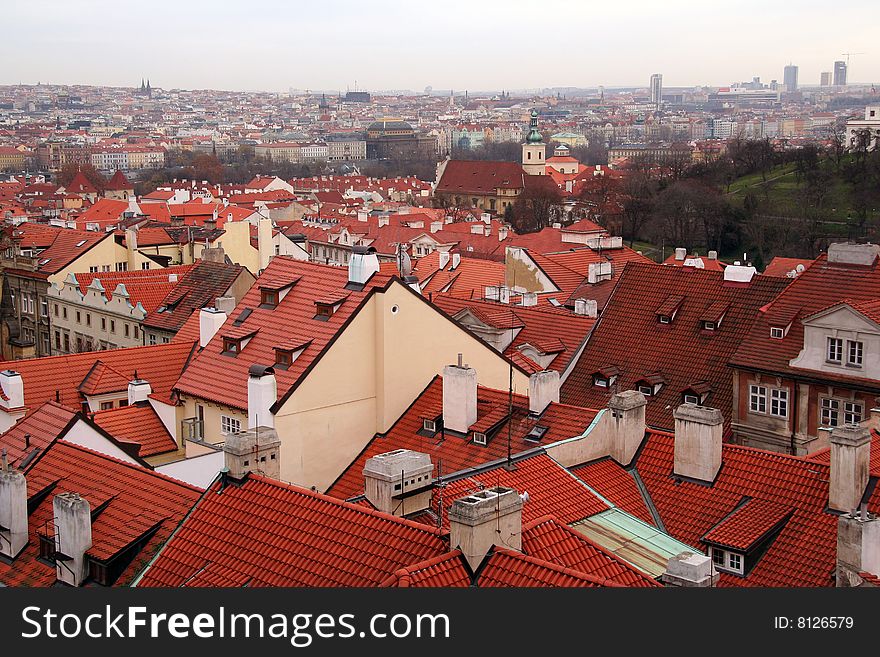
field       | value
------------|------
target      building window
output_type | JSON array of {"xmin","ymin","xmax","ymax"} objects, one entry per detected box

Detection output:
[
  {"xmin": 101, "ymin": 317, "xmax": 106, "ymax": 331},
  {"xmin": 86, "ymin": 313, "xmax": 91, "ymax": 327},
  {"xmin": 844, "ymin": 401, "xmax": 863, "ymax": 425},
  {"xmin": 712, "ymin": 548, "xmax": 725, "ymax": 567},
  {"xmin": 110, "ymin": 320, "xmax": 115, "ymax": 333},
  {"xmin": 701, "ymin": 320, "xmax": 716, "ymax": 331},
  {"xmin": 149, "ymin": 334, "xmax": 157, "ymax": 345},
  {"xmin": 141, "ymin": 262, "xmax": 150, "ymax": 270},
  {"xmin": 116, "ymin": 262, "xmax": 128, "ymax": 272},
  {"xmin": 40, "ymin": 298, "xmax": 48, "ymax": 317},
  {"xmin": 64, "ymin": 333, "xmax": 70, "ymax": 352},
  {"xmin": 260, "ymin": 289, "xmax": 279, "ymax": 308},
  {"xmin": 76, "ymin": 311, "xmax": 81, "ymax": 324},
  {"xmin": 222, "ymin": 337, "xmax": 241, "ymax": 354},
  {"xmin": 473, "ymin": 432, "xmax": 487, "ymax": 445},
  {"xmin": 827, "ymin": 337, "xmax": 843, "ymax": 363},
  {"xmin": 658, "ymin": 315, "xmax": 671, "ymax": 324},
  {"xmin": 749, "ymin": 385, "xmax": 767, "ymax": 414},
  {"xmin": 63, "ymin": 307, "xmax": 67, "ymax": 320},
  {"xmin": 100, "ymin": 401, "xmax": 113, "ymax": 410},
  {"xmin": 684, "ymin": 393, "xmax": 700, "ymax": 405},
  {"xmin": 423, "ymin": 418, "xmax": 436, "ymax": 432},
  {"xmin": 55, "ymin": 331, "xmax": 61, "ymax": 350},
  {"xmin": 637, "ymin": 384, "xmax": 653, "ymax": 396},
  {"xmin": 221, "ymin": 415, "xmax": 241, "ymax": 435},
  {"xmin": 89, "ymin": 266, "xmax": 99, "ymax": 273},
  {"xmin": 770, "ymin": 388, "xmax": 788, "ymax": 418},
  {"xmin": 821, "ymin": 398, "xmax": 840, "ymax": 427},
  {"xmin": 847, "ymin": 340, "xmax": 863, "ymax": 367},
  {"xmin": 134, "ymin": 326, "xmax": 139, "ymax": 339},
  {"xmin": 727, "ymin": 552, "xmax": 743, "ymax": 573},
  {"xmin": 770, "ymin": 327, "xmax": 785, "ymax": 339},
  {"xmin": 274, "ymin": 349, "xmax": 293, "ymax": 369},
  {"xmin": 124, "ymin": 324, "xmax": 130, "ymax": 338},
  {"xmin": 315, "ymin": 303, "xmax": 334, "ymax": 319},
  {"xmin": 593, "ymin": 375, "xmax": 608, "ymax": 388}
]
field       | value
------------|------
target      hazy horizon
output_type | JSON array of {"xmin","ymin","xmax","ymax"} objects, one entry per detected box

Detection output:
[{"xmin": 3, "ymin": 0, "xmax": 877, "ymax": 93}]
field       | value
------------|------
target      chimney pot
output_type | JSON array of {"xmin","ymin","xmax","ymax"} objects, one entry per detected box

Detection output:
[
  {"xmin": 127, "ymin": 378, "xmax": 152, "ymax": 405},
  {"xmin": 0, "ymin": 370, "xmax": 24, "ymax": 409},
  {"xmin": 661, "ymin": 552, "xmax": 719, "ymax": 587},
  {"xmin": 199, "ymin": 307, "xmax": 227, "ymax": 348},
  {"xmin": 247, "ymin": 365, "xmax": 277, "ymax": 430},
  {"xmin": 363, "ymin": 449, "xmax": 433, "ymax": 516},
  {"xmin": 53, "ymin": 492, "xmax": 92, "ymax": 586},
  {"xmin": 675, "ymin": 247, "xmax": 687, "ymax": 261},
  {"xmin": 529, "ymin": 370, "xmax": 559, "ymax": 415},
  {"xmin": 608, "ymin": 391, "xmax": 648, "ymax": 466},
  {"xmin": 348, "ymin": 246, "xmax": 380, "ymax": 285},
  {"xmin": 223, "ymin": 426, "xmax": 281, "ymax": 481},
  {"xmin": 0, "ymin": 465, "xmax": 28, "ymax": 559}
]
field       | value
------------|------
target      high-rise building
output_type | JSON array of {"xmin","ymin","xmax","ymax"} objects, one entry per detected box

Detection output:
[
  {"xmin": 833, "ymin": 60, "xmax": 847, "ymax": 86},
  {"xmin": 820, "ymin": 71, "xmax": 832, "ymax": 86},
  {"xmin": 650, "ymin": 73, "xmax": 663, "ymax": 110},
  {"xmin": 783, "ymin": 64, "xmax": 798, "ymax": 92}
]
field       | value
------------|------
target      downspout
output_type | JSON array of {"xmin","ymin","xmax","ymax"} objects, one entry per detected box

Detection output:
[{"xmin": 790, "ymin": 382, "xmax": 798, "ymax": 456}]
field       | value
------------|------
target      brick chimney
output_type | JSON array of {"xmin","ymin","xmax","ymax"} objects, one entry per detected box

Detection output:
[
  {"xmin": 53, "ymin": 492, "xmax": 92, "ymax": 587},
  {"xmin": 661, "ymin": 552, "xmax": 719, "ymax": 587},
  {"xmin": 673, "ymin": 404, "xmax": 723, "ymax": 482},
  {"xmin": 247, "ymin": 364, "xmax": 276, "ymax": 430},
  {"xmin": 199, "ymin": 307, "xmax": 228, "ymax": 348},
  {"xmin": 836, "ymin": 509, "xmax": 880, "ymax": 587},
  {"xmin": 608, "ymin": 390, "xmax": 648, "ymax": 466},
  {"xmin": 449, "ymin": 487, "xmax": 523, "ymax": 571},
  {"xmin": 0, "ymin": 452, "xmax": 28, "ymax": 559},
  {"xmin": 127, "ymin": 377, "xmax": 152, "ymax": 405},
  {"xmin": 363, "ymin": 449, "xmax": 433, "ymax": 516},
  {"xmin": 529, "ymin": 370, "xmax": 559, "ymax": 415},
  {"xmin": 829, "ymin": 424, "xmax": 871, "ymax": 513},
  {"xmin": 223, "ymin": 426, "xmax": 281, "ymax": 481},
  {"xmin": 442, "ymin": 357, "xmax": 477, "ymax": 434}
]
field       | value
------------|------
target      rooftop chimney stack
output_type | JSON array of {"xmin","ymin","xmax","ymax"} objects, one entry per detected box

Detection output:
[
  {"xmin": 0, "ymin": 455, "xmax": 28, "ymax": 559},
  {"xmin": 827, "ymin": 242, "xmax": 880, "ymax": 266},
  {"xmin": 247, "ymin": 365, "xmax": 276, "ymax": 430},
  {"xmin": 451, "ymin": 253, "xmax": 461, "ymax": 270},
  {"xmin": 214, "ymin": 295, "xmax": 237, "ymax": 315},
  {"xmin": 529, "ymin": 370, "xmax": 559, "ymax": 415},
  {"xmin": 708, "ymin": 250, "xmax": 718, "ymax": 260},
  {"xmin": 438, "ymin": 251, "xmax": 450, "ymax": 269},
  {"xmin": 836, "ymin": 509, "xmax": 880, "ymax": 587},
  {"xmin": 449, "ymin": 487, "xmax": 523, "ymax": 571},
  {"xmin": 661, "ymin": 552, "xmax": 719, "ymax": 587},
  {"xmin": 442, "ymin": 358, "xmax": 477, "ymax": 434},
  {"xmin": 829, "ymin": 424, "xmax": 871, "ymax": 513},
  {"xmin": 199, "ymin": 307, "xmax": 228, "ymax": 348},
  {"xmin": 363, "ymin": 449, "xmax": 433, "ymax": 516},
  {"xmin": 223, "ymin": 425, "xmax": 281, "ymax": 481},
  {"xmin": 53, "ymin": 492, "xmax": 92, "ymax": 587},
  {"xmin": 127, "ymin": 378, "xmax": 152, "ymax": 405},
  {"xmin": 675, "ymin": 247, "xmax": 687, "ymax": 261},
  {"xmin": 573, "ymin": 298, "xmax": 598, "ymax": 317},
  {"xmin": 673, "ymin": 404, "xmax": 723, "ymax": 482},
  {"xmin": 348, "ymin": 246, "xmax": 380, "ymax": 286},
  {"xmin": 608, "ymin": 391, "xmax": 648, "ymax": 466},
  {"xmin": 0, "ymin": 370, "xmax": 24, "ymax": 410},
  {"xmin": 257, "ymin": 215, "xmax": 273, "ymax": 272}
]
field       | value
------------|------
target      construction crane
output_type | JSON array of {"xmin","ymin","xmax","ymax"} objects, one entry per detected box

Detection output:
[{"xmin": 841, "ymin": 52, "xmax": 864, "ymax": 66}]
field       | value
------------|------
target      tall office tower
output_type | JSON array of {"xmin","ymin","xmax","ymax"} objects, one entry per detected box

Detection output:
[
  {"xmin": 650, "ymin": 73, "xmax": 663, "ymax": 111},
  {"xmin": 833, "ymin": 60, "xmax": 847, "ymax": 86},
  {"xmin": 820, "ymin": 71, "xmax": 832, "ymax": 86},
  {"xmin": 783, "ymin": 64, "xmax": 798, "ymax": 92}
]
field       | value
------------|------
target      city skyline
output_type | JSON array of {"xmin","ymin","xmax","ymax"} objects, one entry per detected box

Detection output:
[{"xmin": 2, "ymin": 0, "xmax": 877, "ymax": 93}]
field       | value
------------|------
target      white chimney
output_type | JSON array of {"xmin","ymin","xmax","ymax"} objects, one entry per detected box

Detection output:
[
  {"xmin": 499, "ymin": 227, "xmax": 509, "ymax": 241},
  {"xmin": 661, "ymin": 552, "xmax": 719, "ymax": 587},
  {"xmin": 168, "ymin": 273, "xmax": 178, "ymax": 283},
  {"xmin": 247, "ymin": 364, "xmax": 277, "ymax": 430},
  {"xmin": 829, "ymin": 424, "xmax": 871, "ymax": 513},
  {"xmin": 363, "ymin": 449, "xmax": 433, "ymax": 516},
  {"xmin": 0, "ymin": 456, "xmax": 28, "ymax": 559},
  {"xmin": 0, "ymin": 370, "xmax": 24, "ymax": 409},
  {"xmin": 199, "ymin": 307, "xmax": 227, "ymax": 348},
  {"xmin": 257, "ymin": 215, "xmax": 273, "ymax": 272},
  {"xmin": 480, "ymin": 213, "xmax": 491, "ymax": 224},
  {"xmin": 675, "ymin": 247, "xmax": 687, "ymax": 261},
  {"xmin": 573, "ymin": 298, "xmax": 598, "ymax": 317},
  {"xmin": 827, "ymin": 243, "xmax": 880, "ymax": 266},
  {"xmin": 449, "ymin": 487, "xmax": 523, "ymax": 571},
  {"xmin": 127, "ymin": 378, "xmax": 152, "ymax": 405},
  {"xmin": 529, "ymin": 370, "xmax": 559, "ymax": 415},
  {"xmin": 673, "ymin": 404, "xmax": 723, "ymax": 482},
  {"xmin": 723, "ymin": 264, "xmax": 757, "ymax": 284},
  {"xmin": 443, "ymin": 358, "xmax": 477, "ymax": 434},
  {"xmin": 53, "ymin": 492, "xmax": 92, "ymax": 587},
  {"xmin": 438, "ymin": 251, "xmax": 450, "ymax": 269},
  {"xmin": 707, "ymin": 250, "xmax": 718, "ymax": 260},
  {"xmin": 451, "ymin": 252, "xmax": 461, "ymax": 270},
  {"xmin": 214, "ymin": 295, "xmax": 237, "ymax": 314},
  {"xmin": 223, "ymin": 426, "xmax": 281, "ymax": 481},
  {"xmin": 836, "ymin": 511, "xmax": 880, "ymax": 587},
  {"xmin": 348, "ymin": 246, "xmax": 380, "ymax": 285},
  {"xmin": 608, "ymin": 391, "xmax": 648, "ymax": 466}
]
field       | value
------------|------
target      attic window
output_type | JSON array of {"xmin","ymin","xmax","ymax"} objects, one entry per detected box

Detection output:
[
  {"xmin": 637, "ymin": 384, "xmax": 654, "ymax": 396},
  {"xmin": 260, "ymin": 289, "xmax": 279, "ymax": 308},
  {"xmin": 473, "ymin": 431, "xmax": 487, "ymax": 445},
  {"xmin": 274, "ymin": 348, "xmax": 293, "ymax": 368},
  {"xmin": 222, "ymin": 337, "xmax": 241, "ymax": 355},
  {"xmin": 315, "ymin": 302, "xmax": 334, "ymax": 320},
  {"xmin": 75, "ymin": 240, "xmax": 87, "ymax": 247},
  {"xmin": 656, "ymin": 295, "xmax": 684, "ymax": 324},
  {"xmin": 770, "ymin": 326, "xmax": 785, "ymax": 339},
  {"xmin": 684, "ymin": 393, "xmax": 700, "ymax": 405},
  {"xmin": 594, "ymin": 375, "xmax": 609, "ymax": 388},
  {"xmin": 702, "ymin": 320, "xmax": 717, "ymax": 331},
  {"xmin": 423, "ymin": 418, "xmax": 437, "ymax": 432}
]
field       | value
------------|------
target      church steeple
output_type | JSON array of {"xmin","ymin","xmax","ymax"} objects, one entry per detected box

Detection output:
[{"xmin": 522, "ymin": 109, "xmax": 546, "ymax": 176}]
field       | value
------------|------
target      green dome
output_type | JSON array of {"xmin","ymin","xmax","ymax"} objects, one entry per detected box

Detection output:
[{"xmin": 526, "ymin": 108, "xmax": 543, "ymax": 143}]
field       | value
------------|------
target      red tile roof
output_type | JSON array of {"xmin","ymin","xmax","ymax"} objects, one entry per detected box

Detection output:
[
  {"xmin": 136, "ymin": 474, "xmax": 450, "ymax": 587},
  {"xmin": 521, "ymin": 516, "xmax": 658, "ymax": 586},
  {"xmin": 432, "ymin": 295, "xmax": 594, "ymax": 374},
  {"xmin": 476, "ymin": 548, "xmax": 620, "ymax": 587},
  {"xmin": 74, "ymin": 264, "xmax": 194, "ymax": 314},
  {"xmin": 701, "ymin": 497, "xmax": 794, "ymax": 551},
  {"xmin": 92, "ymin": 403, "xmax": 178, "ymax": 457},
  {"xmin": 78, "ymin": 360, "xmax": 131, "ymax": 395},
  {"xmin": 0, "ymin": 341, "xmax": 196, "ymax": 412},
  {"xmin": 0, "ymin": 401, "xmax": 76, "ymax": 468},
  {"xmin": 11, "ymin": 226, "xmax": 111, "ymax": 275},
  {"xmin": 562, "ymin": 262, "xmax": 790, "ymax": 432},
  {"xmin": 0, "ymin": 441, "xmax": 200, "ymax": 587},
  {"xmin": 380, "ymin": 551, "xmax": 471, "ymax": 587},
  {"xmin": 762, "ymin": 256, "xmax": 812, "ymax": 278},
  {"xmin": 570, "ymin": 458, "xmax": 656, "ymax": 525},
  {"xmin": 327, "ymin": 378, "xmax": 601, "ymax": 501},
  {"xmin": 436, "ymin": 160, "xmax": 531, "ymax": 196},
  {"xmin": 65, "ymin": 171, "xmax": 98, "ymax": 194},
  {"xmin": 174, "ymin": 258, "xmax": 392, "ymax": 411},
  {"xmin": 104, "ymin": 170, "xmax": 132, "ymax": 191}
]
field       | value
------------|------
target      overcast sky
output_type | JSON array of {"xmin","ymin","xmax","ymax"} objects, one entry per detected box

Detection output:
[{"xmin": 2, "ymin": 0, "xmax": 876, "ymax": 92}]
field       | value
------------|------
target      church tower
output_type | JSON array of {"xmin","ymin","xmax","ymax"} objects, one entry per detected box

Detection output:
[{"xmin": 522, "ymin": 109, "xmax": 546, "ymax": 175}]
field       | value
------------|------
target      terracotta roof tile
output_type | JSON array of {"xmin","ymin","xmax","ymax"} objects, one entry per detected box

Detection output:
[
  {"xmin": 0, "ymin": 401, "xmax": 76, "ymax": 468},
  {"xmin": 92, "ymin": 403, "xmax": 178, "ymax": 457}
]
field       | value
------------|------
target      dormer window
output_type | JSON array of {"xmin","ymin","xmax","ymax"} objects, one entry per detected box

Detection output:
[
  {"xmin": 709, "ymin": 547, "xmax": 744, "ymax": 575},
  {"xmin": 700, "ymin": 301, "xmax": 728, "ymax": 332},
  {"xmin": 274, "ymin": 348, "xmax": 292, "ymax": 368},
  {"xmin": 656, "ymin": 295, "xmax": 684, "ymax": 324},
  {"xmin": 594, "ymin": 376, "xmax": 609, "ymax": 388},
  {"xmin": 223, "ymin": 337, "xmax": 241, "ymax": 355},
  {"xmin": 315, "ymin": 302, "xmax": 334, "ymax": 319},
  {"xmin": 473, "ymin": 431, "xmax": 487, "ymax": 445},
  {"xmin": 683, "ymin": 393, "xmax": 700, "ymax": 405},
  {"xmin": 826, "ymin": 337, "xmax": 843, "ymax": 363},
  {"xmin": 423, "ymin": 418, "xmax": 436, "ymax": 432},
  {"xmin": 260, "ymin": 289, "xmax": 279, "ymax": 308},
  {"xmin": 314, "ymin": 293, "xmax": 348, "ymax": 321},
  {"xmin": 636, "ymin": 373, "xmax": 665, "ymax": 397},
  {"xmin": 770, "ymin": 327, "xmax": 785, "ymax": 339},
  {"xmin": 593, "ymin": 366, "xmax": 620, "ymax": 388},
  {"xmin": 658, "ymin": 315, "xmax": 671, "ymax": 324},
  {"xmin": 637, "ymin": 384, "xmax": 654, "ymax": 396},
  {"xmin": 221, "ymin": 328, "xmax": 258, "ymax": 356},
  {"xmin": 701, "ymin": 321, "xmax": 716, "ymax": 331}
]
